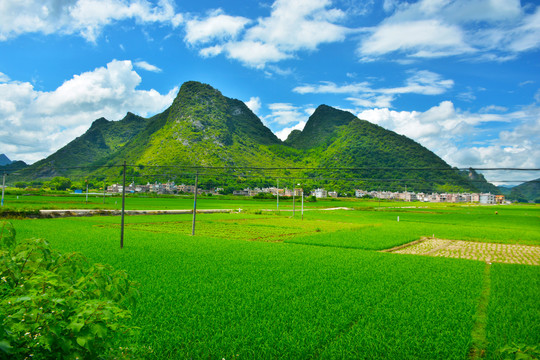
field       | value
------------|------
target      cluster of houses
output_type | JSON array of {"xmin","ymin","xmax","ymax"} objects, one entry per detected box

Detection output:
[
  {"xmin": 354, "ymin": 190, "xmax": 505, "ymax": 204},
  {"xmin": 106, "ymin": 182, "xmax": 504, "ymax": 204},
  {"xmin": 107, "ymin": 182, "xmax": 221, "ymax": 196}
]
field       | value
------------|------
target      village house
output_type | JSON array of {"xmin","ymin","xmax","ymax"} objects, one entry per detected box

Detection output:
[
  {"xmin": 480, "ymin": 193, "xmax": 496, "ymax": 204},
  {"xmin": 328, "ymin": 191, "xmax": 338, "ymax": 198},
  {"xmin": 312, "ymin": 188, "xmax": 328, "ymax": 198}
]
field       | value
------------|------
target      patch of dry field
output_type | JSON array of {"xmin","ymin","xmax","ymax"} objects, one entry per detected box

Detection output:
[{"xmin": 388, "ymin": 238, "xmax": 540, "ymax": 265}]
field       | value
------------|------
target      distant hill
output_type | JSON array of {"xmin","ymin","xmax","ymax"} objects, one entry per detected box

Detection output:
[
  {"xmin": 17, "ymin": 81, "xmax": 498, "ymax": 193},
  {"xmin": 21, "ymin": 112, "xmax": 150, "ymax": 178},
  {"xmin": 508, "ymin": 178, "xmax": 540, "ymax": 203},
  {"xmin": 0, "ymin": 154, "xmax": 27, "ymax": 174},
  {"xmin": 0, "ymin": 160, "xmax": 27, "ymax": 173},
  {"xmin": 0, "ymin": 154, "xmax": 11, "ymax": 166},
  {"xmin": 497, "ymin": 185, "xmax": 514, "ymax": 196}
]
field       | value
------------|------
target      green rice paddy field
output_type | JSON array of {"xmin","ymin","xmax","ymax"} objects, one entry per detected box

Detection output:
[{"xmin": 6, "ymin": 196, "xmax": 540, "ymax": 359}]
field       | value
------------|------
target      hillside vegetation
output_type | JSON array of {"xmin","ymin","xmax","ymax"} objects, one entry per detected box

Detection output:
[{"xmin": 17, "ymin": 81, "xmax": 499, "ymax": 194}]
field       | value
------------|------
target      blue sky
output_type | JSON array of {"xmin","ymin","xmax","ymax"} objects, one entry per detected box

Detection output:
[{"xmin": 0, "ymin": 0, "xmax": 539, "ymax": 184}]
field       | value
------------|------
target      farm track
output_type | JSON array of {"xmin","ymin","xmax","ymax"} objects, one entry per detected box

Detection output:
[
  {"xmin": 39, "ymin": 208, "xmax": 233, "ymax": 217},
  {"xmin": 388, "ymin": 237, "xmax": 540, "ymax": 265},
  {"xmin": 469, "ymin": 263, "xmax": 491, "ymax": 360}
]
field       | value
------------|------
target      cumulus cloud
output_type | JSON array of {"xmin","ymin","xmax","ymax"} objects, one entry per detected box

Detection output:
[
  {"xmin": 357, "ymin": 0, "xmax": 540, "ymax": 61},
  {"xmin": 245, "ymin": 96, "xmax": 261, "ymax": 115},
  {"xmin": 185, "ymin": 9, "xmax": 250, "ymax": 45},
  {"xmin": 224, "ymin": 41, "xmax": 290, "ymax": 68},
  {"xmin": 359, "ymin": 20, "xmax": 473, "ymax": 59},
  {"xmin": 0, "ymin": 60, "xmax": 178, "ymax": 163},
  {"xmin": 357, "ymin": 101, "xmax": 540, "ymax": 183},
  {"xmin": 294, "ymin": 70, "xmax": 453, "ymax": 108},
  {"xmin": 134, "ymin": 61, "xmax": 162, "ymax": 72},
  {"xmin": 184, "ymin": 0, "xmax": 350, "ymax": 68},
  {"xmin": 0, "ymin": 0, "xmax": 183, "ymax": 42},
  {"xmin": 263, "ymin": 103, "xmax": 315, "ymax": 141},
  {"xmin": 265, "ymin": 103, "xmax": 307, "ymax": 125},
  {"xmin": 275, "ymin": 121, "xmax": 307, "ymax": 141}
]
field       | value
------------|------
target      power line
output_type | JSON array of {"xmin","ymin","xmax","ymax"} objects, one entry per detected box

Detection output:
[{"xmin": 6, "ymin": 163, "xmax": 540, "ymax": 174}]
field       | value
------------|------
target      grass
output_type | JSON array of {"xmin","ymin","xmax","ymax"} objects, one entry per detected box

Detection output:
[
  {"xmin": 486, "ymin": 264, "xmax": 540, "ymax": 359},
  {"xmin": 5, "ymin": 200, "xmax": 540, "ymax": 359}
]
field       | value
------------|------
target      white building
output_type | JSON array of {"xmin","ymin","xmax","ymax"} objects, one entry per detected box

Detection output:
[
  {"xmin": 312, "ymin": 188, "xmax": 328, "ymax": 198},
  {"xmin": 480, "ymin": 193, "xmax": 496, "ymax": 204}
]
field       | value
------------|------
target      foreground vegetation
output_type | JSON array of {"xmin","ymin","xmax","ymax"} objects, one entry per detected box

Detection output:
[{"xmin": 3, "ymin": 199, "xmax": 539, "ymax": 359}]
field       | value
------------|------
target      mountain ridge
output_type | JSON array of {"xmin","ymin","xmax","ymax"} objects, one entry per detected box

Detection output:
[
  {"xmin": 16, "ymin": 81, "xmax": 498, "ymax": 194},
  {"xmin": 0, "ymin": 154, "xmax": 12, "ymax": 166}
]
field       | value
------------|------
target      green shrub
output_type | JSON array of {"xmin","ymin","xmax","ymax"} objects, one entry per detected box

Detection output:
[{"xmin": 0, "ymin": 222, "xmax": 139, "ymax": 359}]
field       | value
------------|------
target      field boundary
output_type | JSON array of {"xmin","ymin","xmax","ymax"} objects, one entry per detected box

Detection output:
[
  {"xmin": 469, "ymin": 263, "xmax": 491, "ymax": 360},
  {"xmin": 38, "ymin": 209, "xmax": 233, "ymax": 218},
  {"xmin": 380, "ymin": 237, "xmax": 429, "ymax": 252}
]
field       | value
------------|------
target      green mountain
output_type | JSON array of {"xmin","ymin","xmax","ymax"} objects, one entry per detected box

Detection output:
[
  {"xmin": 20, "ymin": 112, "xmax": 149, "ymax": 178},
  {"xmin": 286, "ymin": 107, "xmax": 475, "ymax": 192},
  {"xmin": 497, "ymin": 185, "xmax": 513, "ymax": 196},
  {"xmin": 0, "ymin": 160, "xmax": 27, "ymax": 173},
  {"xmin": 284, "ymin": 105, "xmax": 356, "ymax": 148},
  {"xmin": 508, "ymin": 178, "xmax": 540, "ymax": 203},
  {"xmin": 17, "ymin": 81, "xmax": 497, "ymax": 193},
  {"xmin": 92, "ymin": 81, "xmax": 290, "ymax": 178}
]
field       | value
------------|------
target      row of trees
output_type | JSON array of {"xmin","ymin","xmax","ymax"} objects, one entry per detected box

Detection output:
[{"xmin": 13, "ymin": 177, "xmax": 102, "ymax": 191}]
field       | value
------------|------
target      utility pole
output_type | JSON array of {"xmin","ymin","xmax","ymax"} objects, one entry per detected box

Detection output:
[
  {"xmin": 301, "ymin": 187, "xmax": 304, "ymax": 220},
  {"xmin": 85, "ymin": 180, "xmax": 89, "ymax": 204},
  {"xmin": 276, "ymin": 179, "xmax": 279, "ymax": 212},
  {"xmin": 120, "ymin": 161, "xmax": 126, "ymax": 249},
  {"xmin": 192, "ymin": 172, "xmax": 199, "ymax": 236},
  {"xmin": 292, "ymin": 182, "xmax": 296, "ymax": 217},
  {"xmin": 103, "ymin": 183, "xmax": 106, "ymax": 204},
  {"xmin": 1, "ymin": 172, "xmax": 5, "ymax": 207}
]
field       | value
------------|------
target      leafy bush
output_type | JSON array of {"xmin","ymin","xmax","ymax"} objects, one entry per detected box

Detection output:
[
  {"xmin": 0, "ymin": 222, "xmax": 139, "ymax": 359},
  {"xmin": 498, "ymin": 343, "xmax": 539, "ymax": 360},
  {"xmin": 252, "ymin": 192, "xmax": 275, "ymax": 200},
  {"xmin": 44, "ymin": 177, "xmax": 72, "ymax": 191}
]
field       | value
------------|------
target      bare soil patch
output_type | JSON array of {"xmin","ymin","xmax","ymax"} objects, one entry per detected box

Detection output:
[{"xmin": 389, "ymin": 237, "xmax": 540, "ymax": 266}]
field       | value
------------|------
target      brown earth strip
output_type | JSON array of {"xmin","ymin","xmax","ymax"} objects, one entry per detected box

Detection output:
[{"xmin": 387, "ymin": 238, "xmax": 540, "ymax": 266}]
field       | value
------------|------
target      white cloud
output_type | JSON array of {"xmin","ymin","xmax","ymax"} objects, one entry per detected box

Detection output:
[
  {"xmin": 0, "ymin": 60, "xmax": 177, "ymax": 163},
  {"xmin": 224, "ymin": 40, "xmax": 290, "ymax": 68},
  {"xmin": 0, "ymin": 72, "xmax": 10, "ymax": 82},
  {"xmin": 293, "ymin": 70, "xmax": 453, "ymax": 108},
  {"xmin": 134, "ymin": 61, "xmax": 162, "ymax": 72},
  {"xmin": 199, "ymin": 45, "xmax": 224, "ymax": 58},
  {"xmin": 0, "ymin": 0, "xmax": 183, "ymax": 42},
  {"xmin": 184, "ymin": 0, "xmax": 350, "ymax": 68},
  {"xmin": 357, "ymin": 0, "xmax": 540, "ymax": 61},
  {"xmin": 275, "ymin": 121, "xmax": 307, "ymax": 141},
  {"xmin": 294, "ymin": 81, "xmax": 370, "ymax": 94},
  {"xmin": 245, "ymin": 96, "xmax": 262, "ymax": 115},
  {"xmin": 244, "ymin": 0, "xmax": 348, "ymax": 52},
  {"xmin": 185, "ymin": 9, "xmax": 250, "ymax": 45},
  {"xmin": 347, "ymin": 95, "xmax": 395, "ymax": 108},
  {"xmin": 357, "ymin": 101, "xmax": 540, "ymax": 183},
  {"xmin": 380, "ymin": 70, "xmax": 454, "ymax": 95},
  {"xmin": 359, "ymin": 20, "xmax": 472, "ymax": 59},
  {"xmin": 265, "ymin": 103, "xmax": 308, "ymax": 126},
  {"xmin": 480, "ymin": 105, "xmax": 508, "ymax": 113}
]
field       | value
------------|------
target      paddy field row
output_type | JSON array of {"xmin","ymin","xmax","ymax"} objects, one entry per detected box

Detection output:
[{"xmin": 5, "ymin": 200, "xmax": 540, "ymax": 359}]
